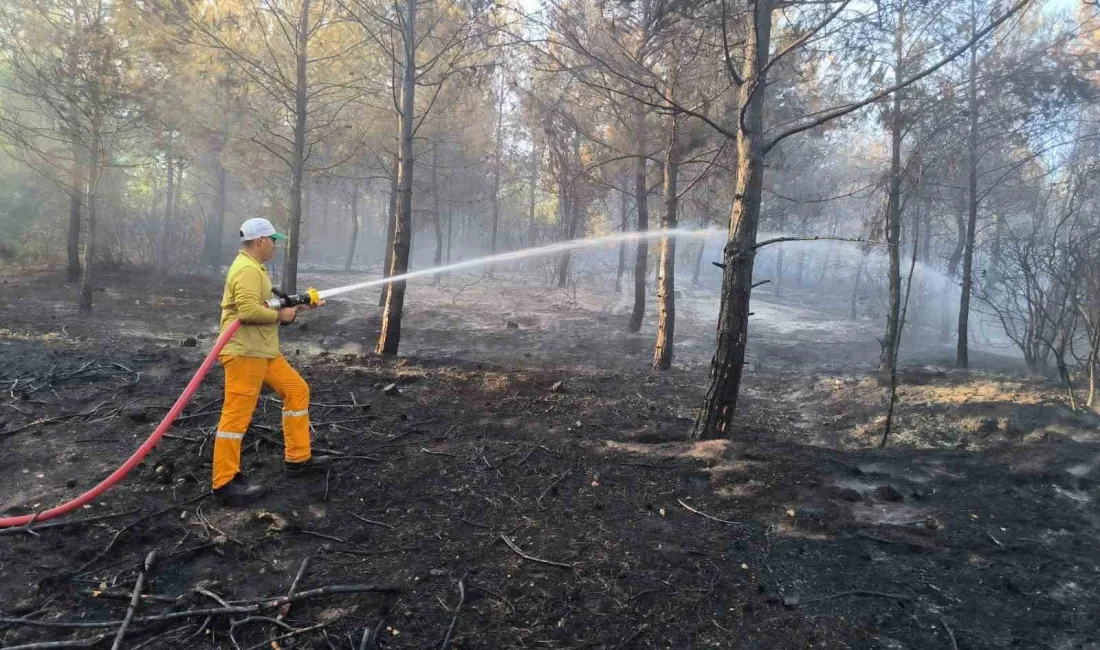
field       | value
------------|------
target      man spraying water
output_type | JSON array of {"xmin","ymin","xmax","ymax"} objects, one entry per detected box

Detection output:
[{"xmin": 212, "ymin": 218, "xmax": 333, "ymax": 504}]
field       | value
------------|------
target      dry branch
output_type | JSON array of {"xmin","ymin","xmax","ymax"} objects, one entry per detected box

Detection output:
[
  {"xmin": 439, "ymin": 574, "xmax": 467, "ymax": 650},
  {"xmin": 677, "ymin": 499, "xmax": 743, "ymax": 526},
  {"xmin": 500, "ymin": 535, "xmax": 574, "ymax": 569},
  {"xmin": 111, "ymin": 550, "xmax": 157, "ymax": 650}
]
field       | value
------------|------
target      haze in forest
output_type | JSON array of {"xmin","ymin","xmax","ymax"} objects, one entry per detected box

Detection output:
[{"xmin": 1, "ymin": 0, "xmax": 1099, "ymax": 433}]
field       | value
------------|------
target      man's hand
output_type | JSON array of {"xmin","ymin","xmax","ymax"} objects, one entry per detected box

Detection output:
[{"xmin": 277, "ymin": 307, "xmax": 298, "ymax": 323}]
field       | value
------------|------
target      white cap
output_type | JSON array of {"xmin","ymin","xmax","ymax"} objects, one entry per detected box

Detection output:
[{"xmin": 239, "ymin": 217, "xmax": 287, "ymax": 241}]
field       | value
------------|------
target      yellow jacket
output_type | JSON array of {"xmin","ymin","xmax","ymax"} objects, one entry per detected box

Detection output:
[{"xmin": 220, "ymin": 250, "xmax": 280, "ymax": 358}]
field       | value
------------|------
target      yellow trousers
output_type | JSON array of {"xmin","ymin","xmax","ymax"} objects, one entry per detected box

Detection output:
[{"xmin": 212, "ymin": 355, "xmax": 312, "ymax": 489}]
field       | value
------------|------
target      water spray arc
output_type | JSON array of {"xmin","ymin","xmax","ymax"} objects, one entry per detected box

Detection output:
[{"xmin": 0, "ymin": 228, "xmax": 708, "ymax": 528}]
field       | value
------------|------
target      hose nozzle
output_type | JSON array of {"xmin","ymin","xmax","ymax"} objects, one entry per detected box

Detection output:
[{"xmin": 266, "ymin": 287, "xmax": 320, "ymax": 309}]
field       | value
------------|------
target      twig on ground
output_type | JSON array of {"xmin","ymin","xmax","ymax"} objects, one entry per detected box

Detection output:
[
  {"xmin": 0, "ymin": 635, "xmax": 111, "ymax": 649},
  {"xmin": 500, "ymin": 535, "xmax": 574, "ymax": 569},
  {"xmin": 439, "ymin": 574, "xmax": 468, "ymax": 650},
  {"xmin": 240, "ymin": 623, "xmax": 326, "ymax": 650},
  {"xmin": 110, "ymin": 549, "xmax": 157, "ymax": 650},
  {"xmin": 677, "ymin": 499, "xmax": 743, "ymax": 526},
  {"xmin": 516, "ymin": 440, "xmax": 542, "ymax": 466},
  {"xmin": 0, "ymin": 509, "xmax": 141, "ymax": 537},
  {"xmin": 276, "ymin": 555, "xmax": 312, "ymax": 623},
  {"xmin": 536, "ymin": 469, "xmax": 573, "ymax": 509},
  {"xmin": 357, "ymin": 616, "xmax": 387, "ymax": 650},
  {"xmin": 299, "ymin": 530, "xmax": 346, "ymax": 544},
  {"xmin": 792, "ymin": 590, "xmax": 911, "ymax": 605},
  {"xmin": 347, "ymin": 511, "xmax": 395, "ymax": 530},
  {"xmin": 336, "ymin": 546, "xmax": 419, "ymax": 558},
  {"xmin": 0, "ymin": 584, "xmax": 403, "ymax": 630},
  {"xmin": 614, "ymin": 624, "xmax": 650, "ymax": 650},
  {"xmin": 938, "ymin": 614, "xmax": 959, "ymax": 650},
  {"xmin": 421, "ymin": 447, "xmax": 459, "ymax": 458},
  {"xmin": 74, "ymin": 494, "xmax": 208, "ymax": 576},
  {"xmin": 469, "ymin": 583, "xmax": 515, "ymax": 614}
]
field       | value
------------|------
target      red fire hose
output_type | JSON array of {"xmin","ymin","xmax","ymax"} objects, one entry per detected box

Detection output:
[{"xmin": 0, "ymin": 320, "xmax": 242, "ymax": 529}]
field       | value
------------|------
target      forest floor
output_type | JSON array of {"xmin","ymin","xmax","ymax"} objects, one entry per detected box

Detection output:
[{"xmin": 0, "ymin": 265, "xmax": 1098, "ymax": 650}]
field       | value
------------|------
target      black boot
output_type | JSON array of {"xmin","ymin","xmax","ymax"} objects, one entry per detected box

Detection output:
[
  {"xmin": 284, "ymin": 455, "xmax": 336, "ymax": 475},
  {"xmin": 213, "ymin": 475, "xmax": 267, "ymax": 505}
]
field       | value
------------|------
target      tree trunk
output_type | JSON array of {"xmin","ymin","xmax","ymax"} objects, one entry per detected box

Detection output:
[
  {"xmin": 692, "ymin": 0, "xmax": 771, "ymax": 440},
  {"xmin": 627, "ymin": 117, "xmax": 649, "ymax": 332},
  {"xmin": 345, "ymin": 181, "xmax": 360, "ymax": 272},
  {"xmin": 431, "ymin": 145, "xmax": 444, "ymax": 285},
  {"xmin": 79, "ymin": 121, "xmax": 101, "ymax": 314},
  {"xmin": 555, "ymin": 187, "xmax": 578, "ymax": 288},
  {"xmin": 527, "ymin": 140, "xmax": 539, "ymax": 248},
  {"xmin": 987, "ymin": 212, "xmax": 1004, "ymax": 288},
  {"xmin": 158, "ymin": 134, "xmax": 175, "ymax": 274},
  {"xmin": 489, "ymin": 70, "xmax": 504, "ymax": 278},
  {"xmin": 879, "ymin": 8, "xmax": 905, "ymax": 373},
  {"xmin": 775, "ymin": 247, "xmax": 784, "ymax": 297},
  {"xmin": 692, "ymin": 236, "xmax": 704, "ymax": 286},
  {"xmin": 850, "ymin": 246, "xmax": 869, "ymax": 321},
  {"xmin": 380, "ymin": 152, "xmax": 399, "ymax": 305},
  {"xmin": 204, "ymin": 155, "xmax": 227, "ymax": 269},
  {"xmin": 956, "ymin": 0, "xmax": 979, "ymax": 369},
  {"xmin": 615, "ymin": 191, "xmax": 628, "ymax": 293},
  {"xmin": 556, "ymin": 135, "xmax": 581, "ymax": 288},
  {"xmin": 67, "ymin": 138, "xmax": 84, "ymax": 283},
  {"xmin": 377, "ymin": 0, "xmax": 417, "ymax": 356},
  {"xmin": 653, "ymin": 113, "xmax": 679, "ymax": 371},
  {"xmin": 282, "ymin": 0, "xmax": 311, "ymax": 294},
  {"xmin": 446, "ymin": 203, "xmax": 453, "ymax": 264}
]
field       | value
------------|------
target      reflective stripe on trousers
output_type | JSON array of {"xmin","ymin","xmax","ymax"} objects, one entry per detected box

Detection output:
[{"xmin": 212, "ymin": 355, "xmax": 312, "ymax": 489}]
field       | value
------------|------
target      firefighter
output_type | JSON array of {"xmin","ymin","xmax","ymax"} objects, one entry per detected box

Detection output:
[{"xmin": 212, "ymin": 217, "xmax": 332, "ymax": 504}]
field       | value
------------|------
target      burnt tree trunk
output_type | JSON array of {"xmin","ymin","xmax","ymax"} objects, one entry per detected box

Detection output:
[
  {"xmin": 956, "ymin": 0, "xmax": 979, "ymax": 369},
  {"xmin": 653, "ymin": 112, "xmax": 679, "ymax": 371},
  {"xmin": 431, "ymin": 145, "xmax": 444, "ymax": 285},
  {"xmin": 527, "ymin": 140, "xmax": 539, "ymax": 248},
  {"xmin": 489, "ymin": 70, "xmax": 504, "ymax": 278},
  {"xmin": 157, "ymin": 133, "xmax": 175, "ymax": 274},
  {"xmin": 79, "ymin": 119, "xmax": 101, "ymax": 314},
  {"xmin": 380, "ymin": 152, "xmax": 398, "ymax": 306},
  {"xmin": 204, "ymin": 155, "xmax": 227, "ymax": 269},
  {"xmin": 377, "ymin": 0, "xmax": 416, "ymax": 356},
  {"xmin": 692, "ymin": 0, "xmax": 772, "ymax": 439},
  {"xmin": 67, "ymin": 138, "xmax": 84, "ymax": 283},
  {"xmin": 692, "ymin": 235, "xmax": 704, "ymax": 286},
  {"xmin": 345, "ymin": 181, "xmax": 360, "ymax": 272},
  {"xmin": 879, "ymin": 7, "xmax": 905, "ymax": 374},
  {"xmin": 627, "ymin": 117, "xmax": 649, "ymax": 332},
  {"xmin": 281, "ymin": 0, "xmax": 310, "ymax": 294},
  {"xmin": 615, "ymin": 191, "xmax": 629, "ymax": 293}
]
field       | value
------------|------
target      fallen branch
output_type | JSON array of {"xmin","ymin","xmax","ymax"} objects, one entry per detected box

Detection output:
[
  {"xmin": 786, "ymin": 590, "xmax": 911, "ymax": 606},
  {"xmin": 0, "ymin": 584, "xmax": 403, "ymax": 630},
  {"xmin": 73, "ymin": 494, "xmax": 208, "ymax": 576},
  {"xmin": 677, "ymin": 499, "xmax": 743, "ymax": 526},
  {"xmin": 276, "ymin": 555, "xmax": 312, "ymax": 623},
  {"xmin": 346, "ymin": 511, "xmax": 395, "ymax": 530},
  {"xmin": 938, "ymin": 615, "xmax": 959, "ymax": 650},
  {"xmin": 111, "ymin": 550, "xmax": 157, "ymax": 650},
  {"xmin": 536, "ymin": 469, "xmax": 573, "ymax": 509},
  {"xmin": 500, "ymin": 535, "xmax": 574, "ymax": 569},
  {"xmin": 0, "ymin": 635, "xmax": 111, "ymax": 649},
  {"xmin": 336, "ymin": 545, "xmax": 420, "ymax": 558},
  {"xmin": 439, "ymin": 574, "xmax": 468, "ymax": 650},
  {"xmin": 0, "ymin": 509, "xmax": 142, "ymax": 537},
  {"xmin": 241, "ymin": 623, "xmax": 326, "ymax": 650}
]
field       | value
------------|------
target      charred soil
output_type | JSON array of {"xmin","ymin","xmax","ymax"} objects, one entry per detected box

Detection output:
[{"xmin": 0, "ymin": 269, "xmax": 1097, "ymax": 649}]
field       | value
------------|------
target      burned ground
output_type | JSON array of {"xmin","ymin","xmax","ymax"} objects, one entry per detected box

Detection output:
[{"xmin": 0, "ymin": 268, "xmax": 1097, "ymax": 649}]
